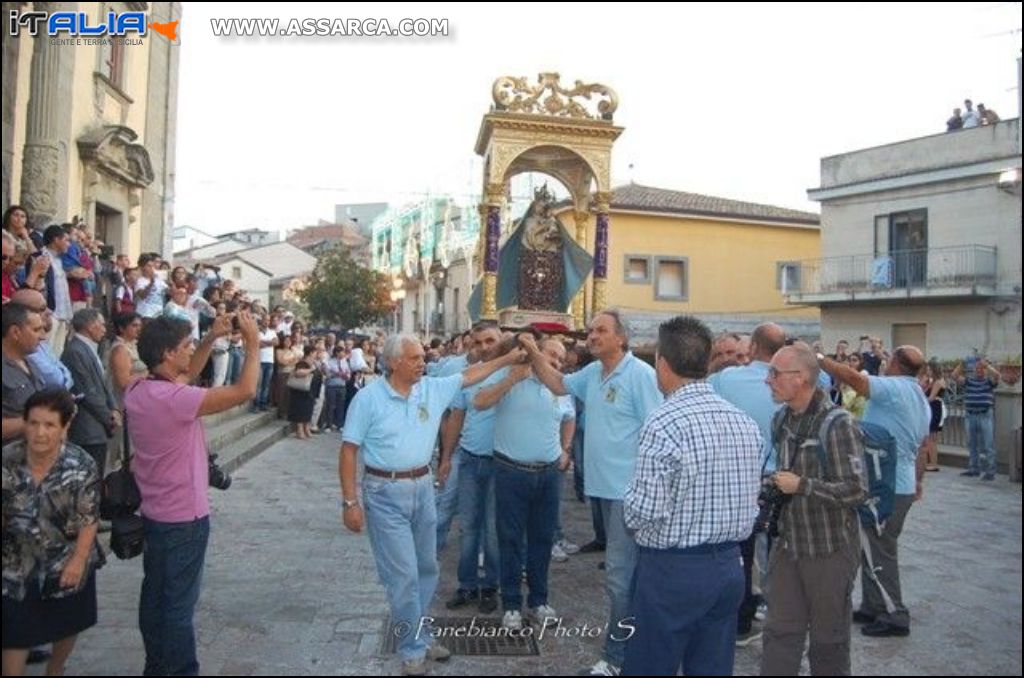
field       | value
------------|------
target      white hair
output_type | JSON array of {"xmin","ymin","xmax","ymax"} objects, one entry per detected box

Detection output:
[{"xmin": 382, "ymin": 333, "xmax": 421, "ymax": 367}]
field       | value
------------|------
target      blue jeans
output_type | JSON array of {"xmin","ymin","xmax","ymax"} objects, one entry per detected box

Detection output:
[
  {"xmin": 456, "ymin": 451, "xmax": 499, "ymax": 591},
  {"xmin": 227, "ymin": 347, "xmax": 242, "ymax": 385},
  {"xmin": 363, "ymin": 473, "xmax": 438, "ymax": 662},
  {"xmin": 139, "ymin": 516, "xmax": 210, "ymax": 676},
  {"xmin": 622, "ymin": 544, "xmax": 743, "ymax": 676},
  {"xmin": 255, "ymin": 362, "xmax": 273, "ymax": 409},
  {"xmin": 324, "ymin": 384, "xmax": 346, "ymax": 429},
  {"xmin": 596, "ymin": 498, "xmax": 639, "ymax": 667},
  {"xmin": 966, "ymin": 410, "xmax": 996, "ymax": 474},
  {"xmin": 494, "ymin": 459, "xmax": 560, "ymax": 611},
  {"xmin": 435, "ymin": 450, "xmax": 462, "ymax": 552}
]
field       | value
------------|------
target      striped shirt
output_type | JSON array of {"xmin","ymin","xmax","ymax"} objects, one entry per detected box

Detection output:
[
  {"xmin": 624, "ymin": 382, "xmax": 762, "ymax": 549},
  {"xmin": 773, "ymin": 390, "xmax": 866, "ymax": 558},
  {"xmin": 963, "ymin": 376, "xmax": 997, "ymax": 413}
]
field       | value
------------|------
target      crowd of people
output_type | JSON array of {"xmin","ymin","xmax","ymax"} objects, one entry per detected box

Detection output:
[
  {"xmin": 945, "ymin": 97, "xmax": 1000, "ymax": 131},
  {"xmin": 1, "ymin": 205, "xmax": 1007, "ymax": 676}
]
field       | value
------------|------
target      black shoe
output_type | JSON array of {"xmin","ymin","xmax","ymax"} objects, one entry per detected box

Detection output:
[
  {"xmin": 445, "ymin": 588, "xmax": 479, "ymax": 610},
  {"xmin": 26, "ymin": 649, "xmax": 51, "ymax": 665},
  {"xmin": 852, "ymin": 610, "xmax": 876, "ymax": 624},
  {"xmin": 578, "ymin": 540, "xmax": 606, "ymax": 554},
  {"xmin": 861, "ymin": 620, "xmax": 910, "ymax": 637},
  {"xmin": 597, "ymin": 561, "xmax": 605, "ymax": 570},
  {"xmin": 960, "ymin": 470, "xmax": 980, "ymax": 477},
  {"xmin": 479, "ymin": 588, "xmax": 498, "ymax": 614}
]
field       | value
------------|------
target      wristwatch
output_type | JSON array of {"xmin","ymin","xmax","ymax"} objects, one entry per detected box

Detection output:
[{"xmin": 342, "ymin": 498, "xmax": 360, "ymax": 510}]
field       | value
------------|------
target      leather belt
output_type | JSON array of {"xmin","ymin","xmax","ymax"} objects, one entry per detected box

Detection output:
[
  {"xmin": 493, "ymin": 451, "xmax": 558, "ymax": 473},
  {"xmin": 364, "ymin": 464, "xmax": 431, "ymax": 480}
]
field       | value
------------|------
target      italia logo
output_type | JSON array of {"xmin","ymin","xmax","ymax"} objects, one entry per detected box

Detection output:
[{"xmin": 9, "ymin": 10, "xmax": 179, "ymax": 42}]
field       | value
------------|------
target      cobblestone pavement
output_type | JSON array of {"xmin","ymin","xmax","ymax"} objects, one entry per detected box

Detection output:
[{"xmin": 62, "ymin": 433, "xmax": 1021, "ymax": 675}]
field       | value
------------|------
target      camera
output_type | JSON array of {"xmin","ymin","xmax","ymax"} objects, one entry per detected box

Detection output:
[
  {"xmin": 208, "ymin": 453, "xmax": 232, "ymax": 490},
  {"xmin": 753, "ymin": 478, "xmax": 790, "ymax": 537}
]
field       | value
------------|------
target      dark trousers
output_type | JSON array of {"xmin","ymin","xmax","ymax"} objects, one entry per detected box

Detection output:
[
  {"xmin": 761, "ymin": 538, "xmax": 859, "ymax": 676},
  {"xmin": 858, "ymin": 494, "xmax": 914, "ymax": 628},
  {"xmin": 139, "ymin": 516, "xmax": 210, "ymax": 676},
  {"xmin": 494, "ymin": 460, "xmax": 560, "ymax": 610},
  {"xmin": 622, "ymin": 543, "xmax": 743, "ymax": 676},
  {"xmin": 738, "ymin": 533, "xmax": 758, "ymax": 633}
]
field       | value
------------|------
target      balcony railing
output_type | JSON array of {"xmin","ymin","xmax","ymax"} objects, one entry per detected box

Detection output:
[{"xmin": 783, "ymin": 245, "xmax": 997, "ymax": 300}]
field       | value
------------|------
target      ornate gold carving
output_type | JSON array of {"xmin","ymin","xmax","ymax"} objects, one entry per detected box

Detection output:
[
  {"xmin": 572, "ymin": 290, "xmax": 585, "ymax": 330},
  {"xmin": 492, "ymin": 73, "xmax": 619, "ymax": 121},
  {"xmin": 593, "ymin": 278, "xmax": 608, "ymax": 313},
  {"xmin": 484, "ymin": 182, "xmax": 506, "ymax": 205},
  {"xmin": 593, "ymin": 191, "xmax": 613, "ymax": 214},
  {"xmin": 483, "ymin": 272, "xmax": 498, "ymax": 320}
]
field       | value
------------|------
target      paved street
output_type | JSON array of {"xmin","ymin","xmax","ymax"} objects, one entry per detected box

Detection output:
[{"xmin": 63, "ymin": 433, "xmax": 1022, "ymax": 676}]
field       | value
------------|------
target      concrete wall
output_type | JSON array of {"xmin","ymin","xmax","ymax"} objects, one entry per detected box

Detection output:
[
  {"xmin": 820, "ymin": 119, "xmax": 1020, "ymax": 187},
  {"xmin": 821, "ymin": 302, "xmax": 1020, "ymax": 361},
  {"xmin": 222, "ymin": 258, "xmax": 269, "ymax": 306}
]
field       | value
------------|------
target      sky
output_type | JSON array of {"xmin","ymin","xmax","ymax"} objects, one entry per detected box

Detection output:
[{"xmin": 173, "ymin": 2, "xmax": 1022, "ymax": 235}]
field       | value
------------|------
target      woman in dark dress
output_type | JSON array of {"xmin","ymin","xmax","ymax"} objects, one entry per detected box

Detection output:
[
  {"xmin": 923, "ymin": 361, "xmax": 947, "ymax": 471},
  {"xmin": 287, "ymin": 345, "xmax": 322, "ymax": 440},
  {"xmin": 2, "ymin": 390, "xmax": 105, "ymax": 676}
]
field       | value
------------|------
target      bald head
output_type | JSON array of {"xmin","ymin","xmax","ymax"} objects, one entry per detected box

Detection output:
[
  {"xmin": 10, "ymin": 288, "xmax": 46, "ymax": 312},
  {"xmin": 750, "ymin": 323, "xmax": 786, "ymax": 362},
  {"xmin": 888, "ymin": 345, "xmax": 925, "ymax": 377}
]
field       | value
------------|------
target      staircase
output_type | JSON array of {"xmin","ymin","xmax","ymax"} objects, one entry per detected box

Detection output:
[{"xmin": 203, "ymin": 404, "xmax": 291, "ymax": 474}]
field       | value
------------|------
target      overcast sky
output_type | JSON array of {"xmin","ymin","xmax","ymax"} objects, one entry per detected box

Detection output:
[{"xmin": 174, "ymin": 2, "xmax": 1022, "ymax": 235}]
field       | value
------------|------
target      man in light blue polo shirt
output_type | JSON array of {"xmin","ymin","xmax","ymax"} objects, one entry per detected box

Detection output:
[
  {"xmin": 474, "ymin": 338, "xmax": 575, "ymax": 631},
  {"xmin": 707, "ymin": 322, "xmax": 787, "ymax": 645},
  {"xmin": 520, "ymin": 311, "xmax": 662, "ymax": 676},
  {"xmin": 433, "ymin": 332, "xmax": 474, "ymax": 552},
  {"xmin": 438, "ymin": 322, "xmax": 503, "ymax": 614},
  {"xmin": 339, "ymin": 333, "xmax": 523, "ymax": 676},
  {"xmin": 818, "ymin": 344, "xmax": 929, "ymax": 638}
]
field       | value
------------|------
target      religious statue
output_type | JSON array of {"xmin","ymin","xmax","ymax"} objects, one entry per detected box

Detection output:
[{"xmin": 468, "ymin": 183, "xmax": 593, "ymax": 319}]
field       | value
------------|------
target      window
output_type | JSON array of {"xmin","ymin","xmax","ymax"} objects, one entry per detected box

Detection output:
[
  {"xmin": 654, "ymin": 257, "xmax": 688, "ymax": 301},
  {"xmin": 100, "ymin": 39, "xmax": 125, "ymax": 89},
  {"xmin": 232, "ymin": 266, "xmax": 242, "ymax": 280},
  {"xmin": 777, "ymin": 262, "xmax": 801, "ymax": 293},
  {"xmin": 623, "ymin": 255, "xmax": 651, "ymax": 284}
]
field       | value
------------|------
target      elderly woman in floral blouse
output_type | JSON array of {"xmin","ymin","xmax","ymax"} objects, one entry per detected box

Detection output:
[{"xmin": 2, "ymin": 389, "xmax": 104, "ymax": 676}]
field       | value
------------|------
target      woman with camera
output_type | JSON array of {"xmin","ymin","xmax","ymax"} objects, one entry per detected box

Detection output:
[{"xmin": 2, "ymin": 390, "xmax": 105, "ymax": 676}]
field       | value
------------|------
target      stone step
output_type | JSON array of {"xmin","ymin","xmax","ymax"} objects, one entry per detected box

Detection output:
[
  {"xmin": 200, "ymin": 403, "xmax": 251, "ymax": 429},
  {"xmin": 216, "ymin": 420, "xmax": 292, "ymax": 476},
  {"xmin": 205, "ymin": 408, "xmax": 278, "ymax": 451}
]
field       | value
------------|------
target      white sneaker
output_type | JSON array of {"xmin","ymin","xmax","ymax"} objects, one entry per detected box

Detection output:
[
  {"xmin": 557, "ymin": 538, "xmax": 580, "ymax": 555},
  {"xmin": 526, "ymin": 604, "xmax": 558, "ymax": 628},
  {"xmin": 425, "ymin": 643, "xmax": 451, "ymax": 662},
  {"xmin": 582, "ymin": 660, "xmax": 621, "ymax": 676},
  {"xmin": 551, "ymin": 543, "xmax": 569, "ymax": 562},
  {"xmin": 502, "ymin": 609, "xmax": 522, "ymax": 630}
]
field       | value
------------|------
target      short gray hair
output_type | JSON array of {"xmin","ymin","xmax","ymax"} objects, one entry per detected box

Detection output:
[
  {"xmin": 71, "ymin": 308, "xmax": 104, "ymax": 333},
  {"xmin": 382, "ymin": 333, "xmax": 420, "ymax": 367},
  {"xmin": 597, "ymin": 308, "xmax": 631, "ymax": 350}
]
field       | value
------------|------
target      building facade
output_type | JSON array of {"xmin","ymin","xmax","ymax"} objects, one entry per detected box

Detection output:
[{"xmin": 2, "ymin": 1, "xmax": 181, "ymax": 259}]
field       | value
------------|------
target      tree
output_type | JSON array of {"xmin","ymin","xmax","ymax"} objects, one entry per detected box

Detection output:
[{"xmin": 299, "ymin": 248, "xmax": 391, "ymax": 330}]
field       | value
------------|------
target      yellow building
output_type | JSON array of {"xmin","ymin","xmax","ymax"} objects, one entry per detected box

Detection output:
[
  {"xmin": 2, "ymin": 2, "xmax": 181, "ymax": 258},
  {"xmin": 556, "ymin": 183, "xmax": 821, "ymax": 339}
]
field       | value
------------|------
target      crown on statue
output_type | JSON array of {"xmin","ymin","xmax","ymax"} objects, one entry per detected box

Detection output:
[{"xmin": 534, "ymin": 183, "xmax": 554, "ymax": 204}]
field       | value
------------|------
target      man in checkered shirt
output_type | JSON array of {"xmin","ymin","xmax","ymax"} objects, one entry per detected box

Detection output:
[{"xmin": 622, "ymin": 316, "xmax": 762, "ymax": 676}]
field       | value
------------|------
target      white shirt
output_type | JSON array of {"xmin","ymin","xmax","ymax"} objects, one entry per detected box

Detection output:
[
  {"xmin": 259, "ymin": 329, "xmax": 277, "ymax": 363},
  {"xmin": 46, "ymin": 249, "xmax": 73, "ymax": 321}
]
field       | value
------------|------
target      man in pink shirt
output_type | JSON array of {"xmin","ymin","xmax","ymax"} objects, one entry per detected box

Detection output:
[{"xmin": 125, "ymin": 310, "xmax": 260, "ymax": 676}]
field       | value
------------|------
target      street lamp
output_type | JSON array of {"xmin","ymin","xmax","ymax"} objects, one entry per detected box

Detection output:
[
  {"xmin": 389, "ymin": 287, "xmax": 406, "ymax": 332},
  {"xmin": 430, "ymin": 268, "xmax": 447, "ymax": 334}
]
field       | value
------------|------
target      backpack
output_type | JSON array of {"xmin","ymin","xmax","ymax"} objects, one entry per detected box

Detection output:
[
  {"xmin": 772, "ymin": 406, "xmax": 898, "ymax": 536},
  {"xmin": 817, "ymin": 409, "xmax": 898, "ymax": 535}
]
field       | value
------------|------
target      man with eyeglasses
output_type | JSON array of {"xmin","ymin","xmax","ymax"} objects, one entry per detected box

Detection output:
[
  {"xmin": 816, "ymin": 344, "xmax": 929, "ymax": 638},
  {"xmin": 760, "ymin": 345, "xmax": 865, "ymax": 675}
]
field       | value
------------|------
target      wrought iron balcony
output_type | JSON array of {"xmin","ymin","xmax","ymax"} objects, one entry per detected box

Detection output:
[{"xmin": 782, "ymin": 245, "xmax": 998, "ymax": 303}]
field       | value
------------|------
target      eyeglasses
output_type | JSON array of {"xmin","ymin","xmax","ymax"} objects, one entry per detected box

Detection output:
[{"xmin": 767, "ymin": 367, "xmax": 803, "ymax": 379}]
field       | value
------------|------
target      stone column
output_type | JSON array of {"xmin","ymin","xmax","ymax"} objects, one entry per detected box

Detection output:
[
  {"xmin": 592, "ymin": 192, "xmax": 612, "ymax": 313},
  {"xmin": 2, "ymin": 17, "xmax": 23, "ymax": 210},
  {"xmin": 20, "ymin": 2, "xmax": 75, "ymax": 229},
  {"xmin": 572, "ymin": 208, "xmax": 589, "ymax": 329},
  {"xmin": 480, "ymin": 182, "xmax": 504, "ymax": 320}
]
